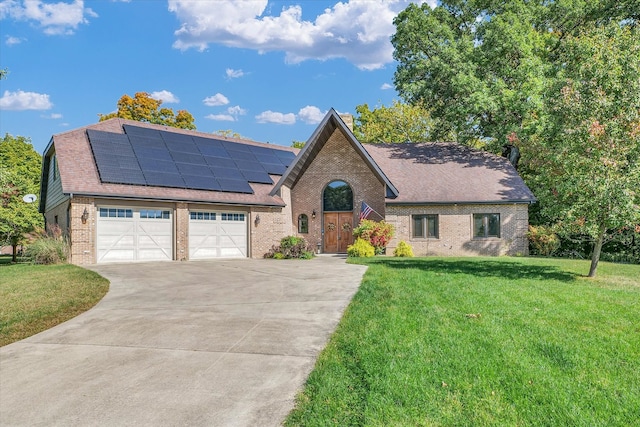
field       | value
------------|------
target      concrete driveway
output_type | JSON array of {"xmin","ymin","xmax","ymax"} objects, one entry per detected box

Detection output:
[{"xmin": 0, "ymin": 256, "xmax": 366, "ymax": 427}]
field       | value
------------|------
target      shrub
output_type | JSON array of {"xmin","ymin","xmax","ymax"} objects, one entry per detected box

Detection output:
[
  {"xmin": 353, "ymin": 219, "xmax": 395, "ymax": 255},
  {"xmin": 393, "ymin": 240, "xmax": 414, "ymax": 257},
  {"xmin": 527, "ymin": 225, "xmax": 561, "ymax": 256},
  {"xmin": 265, "ymin": 235, "xmax": 315, "ymax": 259},
  {"xmin": 25, "ymin": 224, "xmax": 69, "ymax": 265},
  {"xmin": 347, "ymin": 238, "xmax": 375, "ymax": 257}
]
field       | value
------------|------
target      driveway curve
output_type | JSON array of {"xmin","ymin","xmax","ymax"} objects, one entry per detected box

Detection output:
[{"xmin": 0, "ymin": 256, "xmax": 366, "ymax": 427}]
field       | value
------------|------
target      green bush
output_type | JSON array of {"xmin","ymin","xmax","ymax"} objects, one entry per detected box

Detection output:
[
  {"xmin": 393, "ymin": 240, "xmax": 414, "ymax": 257},
  {"xmin": 527, "ymin": 225, "xmax": 561, "ymax": 256},
  {"xmin": 265, "ymin": 236, "xmax": 315, "ymax": 259},
  {"xmin": 25, "ymin": 225, "xmax": 69, "ymax": 265},
  {"xmin": 347, "ymin": 238, "xmax": 375, "ymax": 257},
  {"xmin": 353, "ymin": 219, "xmax": 395, "ymax": 255}
]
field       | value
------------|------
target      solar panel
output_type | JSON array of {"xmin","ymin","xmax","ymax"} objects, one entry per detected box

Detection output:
[
  {"xmin": 170, "ymin": 151, "xmax": 207, "ymax": 165},
  {"xmin": 216, "ymin": 178, "xmax": 253, "ymax": 194},
  {"xmin": 274, "ymin": 150, "xmax": 296, "ymax": 163},
  {"xmin": 132, "ymin": 146, "xmax": 173, "ymax": 161},
  {"xmin": 241, "ymin": 170, "xmax": 273, "ymax": 184},
  {"xmin": 165, "ymin": 140, "xmax": 200, "ymax": 154},
  {"xmin": 175, "ymin": 163, "xmax": 213, "ymax": 176},
  {"xmin": 123, "ymin": 125, "xmax": 162, "ymax": 139},
  {"xmin": 222, "ymin": 140, "xmax": 252, "ymax": 152},
  {"xmin": 262, "ymin": 163, "xmax": 287, "ymax": 175},
  {"xmin": 212, "ymin": 167, "xmax": 244, "ymax": 180},
  {"xmin": 181, "ymin": 175, "xmax": 222, "ymax": 191},
  {"xmin": 138, "ymin": 157, "xmax": 180, "ymax": 174},
  {"xmin": 227, "ymin": 149, "xmax": 257, "ymax": 162},
  {"xmin": 253, "ymin": 153, "xmax": 281, "ymax": 164},
  {"xmin": 89, "ymin": 126, "xmax": 289, "ymax": 194},
  {"xmin": 235, "ymin": 160, "xmax": 265, "ymax": 172},
  {"xmin": 142, "ymin": 171, "xmax": 185, "ymax": 188},
  {"xmin": 128, "ymin": 135, "xmax": 165, "ymax": 147},
  {"xmin": 203, "ymin": 155, "xmax": 234, "ymax": 169}
]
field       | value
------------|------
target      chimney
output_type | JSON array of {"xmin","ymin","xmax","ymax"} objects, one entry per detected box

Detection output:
[{"xmin": 339, "ymin": 113, "xmax": 354, "ymax": 132}]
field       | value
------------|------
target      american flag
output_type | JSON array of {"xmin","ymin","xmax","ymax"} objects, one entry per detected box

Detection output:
[{"xmin": 359, "ymin": 201, "xmax": 373, "ymax": 221}]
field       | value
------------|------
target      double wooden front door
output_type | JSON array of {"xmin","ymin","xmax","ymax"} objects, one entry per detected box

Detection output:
[{"xmin": 323, "ymin": 212, "xmax": 354, "ymax": 253}]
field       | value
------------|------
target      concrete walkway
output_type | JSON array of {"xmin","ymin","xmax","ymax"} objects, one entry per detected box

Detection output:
[{"xmin": 0, "ymin": 256, "xmax": 366, "ymax": 426}]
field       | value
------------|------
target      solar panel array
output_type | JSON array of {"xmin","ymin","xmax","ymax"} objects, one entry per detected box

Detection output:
[{"xmin": 87, "ymin": 125, "xmax": 296, "ymax": 194}]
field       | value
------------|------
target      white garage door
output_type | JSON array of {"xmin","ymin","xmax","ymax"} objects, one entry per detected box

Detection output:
[
  {"xmin": 189, "ymin": 211, "xmax": 247, "ymax": 259},
  {"xmin": 97, "ymin": 207, "xmax": 173, "ymax": 263}
]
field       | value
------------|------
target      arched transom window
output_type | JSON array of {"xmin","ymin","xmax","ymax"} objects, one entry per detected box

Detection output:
[{"xmin": 323, "ymin": 180, "xmax": 353, "ymax": 212}]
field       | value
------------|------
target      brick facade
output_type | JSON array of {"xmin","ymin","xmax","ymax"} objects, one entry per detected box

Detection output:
[
  {"xmin": 289, "ymin": 128, "xmax": 385, "ymax": 253},
  {"xmin": 68, "ymin": 197, "xmax": 96, "ymax": 265},
  {"xmin": 385, "ymin": 203, "xmax": 530, "ymax": 256}
]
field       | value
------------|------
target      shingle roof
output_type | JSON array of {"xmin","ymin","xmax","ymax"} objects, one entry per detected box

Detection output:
[
  {"xmin": 363, "ymin": 143, "xmax": 536, "ymax": 204},
  {"xmin": 41, "ymin": 119, "xmax": 298, "ymax": 209}
]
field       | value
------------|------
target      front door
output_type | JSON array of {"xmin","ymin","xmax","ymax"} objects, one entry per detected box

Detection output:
[{"xmin": 323, "ymin": 212, "xmax": 354, "ymax": 253}]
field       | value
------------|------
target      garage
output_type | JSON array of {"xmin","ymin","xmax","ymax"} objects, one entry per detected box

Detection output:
[
  {"xmin": 189, "ymin": 211, "xmax": 247, "ymax": 259},
  {"xmin": 97, "ymin": 207, "xmax": 173, "ymax": 263}
]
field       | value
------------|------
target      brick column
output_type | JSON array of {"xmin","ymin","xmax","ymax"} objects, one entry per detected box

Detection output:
[{"xmin": 175, "ymin": 203, "xmax": 189, "ymax": 261}]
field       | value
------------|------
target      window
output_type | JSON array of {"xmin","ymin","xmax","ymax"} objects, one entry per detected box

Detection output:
[
  {"xmin": 190, "ymin": 212, "xmax": 216, "ymax": 221},
  {"xmin": 99, "ymin": 208, "xmax": 133, "ymax": 218},
  {"xmin": 221, "ymin": 213, "xmax": 245, "ymax": 221},
  {"xmin": 473, "ymin": 214, "xmax": 500, "ymax": 238},
  {"xmin": 51, "ymin": 155, "xmax": 59, "ymax": 180},
  {"xmin": 323, "ymin": 180, "xmax": 353, "ymax": 212},
  {"xmin": 140, "ymin": 209, "xmax": 170, "ymax": 219},
  {"xmin": 413, "ymin": 214, "xmax": 439, "ymax": 238},
  {"xmin": 298, "ymin": 214, "xmax": 309, "ymax": 233}
]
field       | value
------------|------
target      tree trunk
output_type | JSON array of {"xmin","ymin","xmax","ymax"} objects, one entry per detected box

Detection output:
[
  {"xmin": 588, "ymin": 224, "xmax": 607, "ymax": 278},
  {"xmin": 12, "ymin": 244, "xmax": 17, "ymax": 263}
]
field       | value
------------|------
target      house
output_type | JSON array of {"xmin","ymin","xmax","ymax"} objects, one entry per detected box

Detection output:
[{"xmin": 39, "ymin": 109, "xmax": 535, "ymax": 264}]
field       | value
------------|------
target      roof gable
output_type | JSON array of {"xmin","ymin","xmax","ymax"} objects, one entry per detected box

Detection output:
[{"xmin": 271, "ymin": 109, "xmax": 398, "ymax": 197}]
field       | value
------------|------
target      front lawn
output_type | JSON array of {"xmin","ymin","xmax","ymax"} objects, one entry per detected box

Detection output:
[
  {"xmin": 286, "ymin": 257, "xmax": 640, "ymax": 426},
  {"xmin": 0, "ymin": 260, "xmax": 109, "ymax": 346}
]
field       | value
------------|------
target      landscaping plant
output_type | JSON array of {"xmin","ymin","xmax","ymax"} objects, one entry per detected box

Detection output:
[
  {"xmin": 347, "ymin": 238, "xmax": 375, "ymax": 258},
  {"xmin": 264, "ymin": 235, "xmax": 314, "ymax": 259},
  {"xmin": 352, "ymin": 219, "xmax": 395, "ymax": 255},
  {"xmin": 393, "ymin": 240, "xmax": 414, "ymax": 257}
]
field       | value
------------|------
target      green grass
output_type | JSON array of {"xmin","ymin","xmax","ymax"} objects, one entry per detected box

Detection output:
[
  {"xmin": 0, "ymin": 259, "xmax": 109, "ymax": 346},
  {"xmin": 285, "ymin": 257, "xmax": 640, "ymax": 427}
]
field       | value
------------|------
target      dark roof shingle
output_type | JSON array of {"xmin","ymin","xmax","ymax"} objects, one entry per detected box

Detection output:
[{"xmin": 363, "ymin": 143, "xmax": 535, "ymax": 204}]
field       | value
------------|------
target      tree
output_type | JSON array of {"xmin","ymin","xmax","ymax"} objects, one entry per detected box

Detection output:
[
  {"xmin": 532, "ymin": 24, "xmax": 640, "ymax": 277},
  {"xmin": 99, "ymin": 92, "xmax": 196, "ymax": 130},
  {"xmin": 291, "ymin": 140, "xmax": 306, "ymax": 149},
  {"xmin": 0, "ymin": 134, "xmax": 43, "ymax": 261},
  {"xmin": 353, "ymin": 101, "xmax": 435, "ymax": 143},
  {"xmin": 391, "ymin": 0, "xmax": 638, "ymax": 147},
  {"xmin": 0, "ymin": 68, "xmax": 7, "ymax": 79}
]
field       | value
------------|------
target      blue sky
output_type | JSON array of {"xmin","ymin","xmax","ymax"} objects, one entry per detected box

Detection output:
[{"xmin": 0, "ymin": 0, "xmax": 434, "ymax": 154}]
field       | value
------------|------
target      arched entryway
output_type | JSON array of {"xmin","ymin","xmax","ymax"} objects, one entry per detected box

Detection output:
[{"xmin": 323, "ymin": 180, "xmax": 354, "ymax": 253}]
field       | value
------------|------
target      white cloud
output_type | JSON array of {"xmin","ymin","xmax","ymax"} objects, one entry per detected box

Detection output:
[
  {"xmin": 0, "ymin": 90, "xmax": 53, "ymax": 110},
  {"xmin": 0, "ymin": 0, "xmax": 97, "ymax": 35},
  {"xmin": 205, "ymin": 105, "xmax": 246, "ymax": 122},
  {"xmin": 205, "ymin": 113, "xmax": 235, "ymax": 121},
  {"xmin": 5, "ymin": 35, "xmax": 24, "ymax": 45},
  {"xmin": 226, "ymin": 68, "xmax": 244, "ymax": 79},
  {"xmin": 297, "ymin": 105, "xmax": 325, "ymax": 124},
  {"xmin": 203, "ymin": 92, "xmax": 229, "ymax": 106},
  {"xmin": 255, "ymin": 110, "xmax": 296, "ymax": 125},
  {"xmin": 168, "ymin": 0, "xmax": 436, "ymax": 70},
  {"xmin": 380, "ymin": 83, "xmax": 393, "ymax": 90},
  {"xmin": 150, "ymin": 90, "xmax": 179, "ymax": 103}
]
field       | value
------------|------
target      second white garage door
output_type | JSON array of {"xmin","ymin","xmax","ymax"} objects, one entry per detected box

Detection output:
[{"xmin": 189, "ymin": 211, "xmax": 247, "ymax": 259}]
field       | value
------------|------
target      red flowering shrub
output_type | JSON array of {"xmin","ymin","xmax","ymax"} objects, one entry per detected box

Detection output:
[{"xmin": 353, "ymin": 219, "xmax": 395, "ymax": 255}]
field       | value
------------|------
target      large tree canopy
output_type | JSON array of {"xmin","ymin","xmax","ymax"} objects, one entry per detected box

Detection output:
[
  {"xmin": 99, "ymin": 92, "xmax": 196, "ymax": 130},
  {"xmin": 0, "ymin": 134, "xmax": 43, "ymax": 261},
  {"xmin": 353, "ymin": 101, "xmax": 434, "ymax": 143},
  {"xmin": 392, "ymin": 0, "xmax": 638, "ymax": 147},
  {"xmin": 532, "ymin": 24, "xmax": 640, "ymax": 277}
]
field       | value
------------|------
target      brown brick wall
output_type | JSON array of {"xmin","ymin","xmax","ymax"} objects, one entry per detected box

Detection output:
[
  {"xmin": 386, "ymin": 203, "xmax": 530, "ymax": 256},
  {"xmin": 68, "ymin": 197, "xmax": 95, "ymax": 265},
  {"xmin": 249, "ymin": 205, "xmax": 292, "ymax": 258},
  {"xmin": 289, "ymin": 128, "xmax": 385, "ymax": 252}
]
